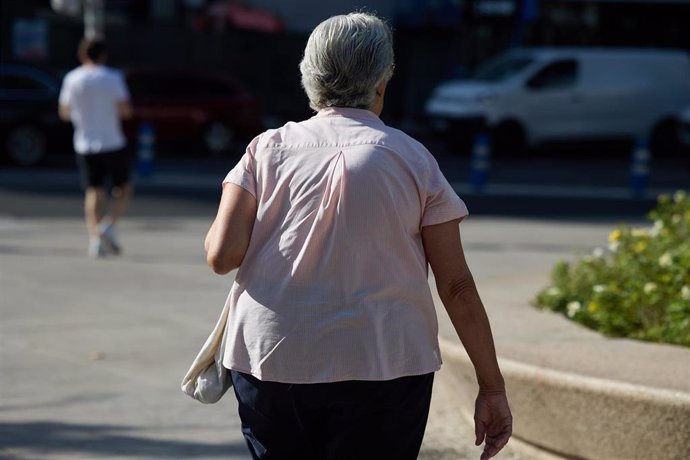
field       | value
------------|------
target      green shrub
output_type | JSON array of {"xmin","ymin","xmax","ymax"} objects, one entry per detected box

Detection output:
[{"xmin": 535, "ymin": 191, "xmax": 690, "ymax": 347}]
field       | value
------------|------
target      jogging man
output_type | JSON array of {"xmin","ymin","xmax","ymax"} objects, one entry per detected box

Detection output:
[{"xmin": 59, "ymin": 38, "xmax": 134, "ymax": 257}]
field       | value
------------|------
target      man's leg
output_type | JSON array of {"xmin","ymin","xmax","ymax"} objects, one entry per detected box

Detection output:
[
  {"xmin": 85, "ymin": 186, "xmax": 107, "ymax": 257},
  {"xmin": 77, "ymin": 153, "xmax": 108, "ymax": 257},
  {"xmin": 85, "ymin": 186, "xmax": 107, "ymax": 235},
  {"xmin": 100, "ymin": 148, "xmax": 133, "ymax": 254},
  {"xmin": 108, "ymin": 182, "xmax": 133, "ymax": 225}
]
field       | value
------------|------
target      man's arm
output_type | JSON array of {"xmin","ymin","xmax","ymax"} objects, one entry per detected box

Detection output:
[
  {"xmin": 58, "ymin": 104, "xmax": 71, "ymax": 122},
  {"xmin": 117, "ymin": 100, "xmax": 133, "ymax": 120},
  {"xmin": 114, "ymin": 71, "xmax": 133, "ymax": 120},
  {"xmin": 205, "ymin": 183, "xmax": 257, "ymax": 275},
  {"xmin": 58, "ymin": 75, "xmax": 72, "ymax": 122},
  {"xmin": 422, "ymin": 219, "xmax": 512, "ymax": 460}
]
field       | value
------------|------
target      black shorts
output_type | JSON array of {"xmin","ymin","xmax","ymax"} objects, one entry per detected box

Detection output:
[{"xmin": 76, "ymin": 147, "xmax": 132, "ymax": 189}]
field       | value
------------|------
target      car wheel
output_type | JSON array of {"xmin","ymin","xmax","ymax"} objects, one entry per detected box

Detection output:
[
  {"xmin": 650, "ymin": 119, "xmax": 680, "ymax": 158},
  {"xmin": 6, "ymin": 124, "xmax": 47, "ymax": 166},
  {"xmin": 203, "ymin": 121, "xmax": 235, "ymax": 155},
  {"xmin": 491, "ymin": 121, "xmax": 525, "ymax": 157}
]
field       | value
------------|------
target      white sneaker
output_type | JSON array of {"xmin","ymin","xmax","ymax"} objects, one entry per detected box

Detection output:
[
  {"xmin": 100, "ymin": 223, "xmax": 121, "ymax": 255},
  {"xmin": 88, "ymin": 237, "xmax": 106, "ymax": 258}
]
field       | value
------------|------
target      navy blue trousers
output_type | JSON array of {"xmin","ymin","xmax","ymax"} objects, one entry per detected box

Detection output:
[{"xmin": 230, "ymin": 370, "xmax": 434, "ymax": 460}]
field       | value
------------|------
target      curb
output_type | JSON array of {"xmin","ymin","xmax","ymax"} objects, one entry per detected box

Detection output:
[
  {"xmin": 439, "ymin": 338, "xmax": 690, "ymax": 460},
  {"xmin": 450, "ymin": 182, "xmax": 682, "ymax": 201}
]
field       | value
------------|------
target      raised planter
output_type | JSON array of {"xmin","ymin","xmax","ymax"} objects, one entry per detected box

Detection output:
[{"xmin": 440, "ymin": 338, "xmax": 690, "ymax": 460}]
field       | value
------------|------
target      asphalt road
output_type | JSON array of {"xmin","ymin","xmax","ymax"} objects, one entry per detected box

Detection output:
[{"xmin": 2, "ymin": 140, "xmax": 688, "ymax": 220}]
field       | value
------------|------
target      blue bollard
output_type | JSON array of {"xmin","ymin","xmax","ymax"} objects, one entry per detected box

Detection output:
[
  {"xmin": 136, "ymin": 122, "xmax": 156, "ymax": 178},
  {"xmin": 470, "ymin": 132, "xmax": 491, "ymax": 192},
  {"xmin": 629, "ymin": 137, "xmax": 650, "ymax": 198}
]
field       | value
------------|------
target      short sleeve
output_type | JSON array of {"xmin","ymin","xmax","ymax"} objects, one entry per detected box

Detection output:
[
  {"xmin": 223, "ymin": 135, "xmax": 260, "ymax": 199},
  {"xmin": 421, "ymin": 158, "xmax": 468, "ymax": 227},
  {"xmin": 114, "ymin": 71, "xmax": 130, "ymax": 101}
]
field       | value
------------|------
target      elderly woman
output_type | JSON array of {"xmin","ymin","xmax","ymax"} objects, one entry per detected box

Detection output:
[{"xmin": 205, "ymin": 12, "xmax": 511, "ymax": 460}]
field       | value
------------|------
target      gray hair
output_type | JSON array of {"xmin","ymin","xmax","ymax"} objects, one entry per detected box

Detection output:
[{"xmin": 299, "ymin": 12, "xmax": 394, "ymax": 111}]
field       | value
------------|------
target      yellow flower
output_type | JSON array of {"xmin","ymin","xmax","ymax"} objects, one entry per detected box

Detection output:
[
  {"xmin": 608, "ymin": 229, "xmax": 623, "ymax": 242},
  {"xmin": 587, "ymin": 302, "xmax": 599, "ymax": 313},
  {"xmin": 631, "ymin": 228, "xmax": 648, "ymax": 238},
  {"xmin": 673, "ymin": 190, "xmax": 687, "ymax": 203},
  {"xmin": 644, "ymin": 282, "xmax": 657, "ymax": 294},
  {"xmin": 634, "ymin": 241, "xmax": 647, "ymax": 253}
]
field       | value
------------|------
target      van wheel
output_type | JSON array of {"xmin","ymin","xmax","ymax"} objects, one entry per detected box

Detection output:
[
  {"xmin": 650, "ymin": 119, "xmax": 680, "ymax": 158},
  {"xmin": 491, "ymin": 121, "xmax": 525, "ymax": 157}
]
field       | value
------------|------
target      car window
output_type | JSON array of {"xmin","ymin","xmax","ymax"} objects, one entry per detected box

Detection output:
[
  {"xmin": 473, "ymin": 56, "xmax": 534, "ymax": 82},
  {"xmin": 526, "ymin": 60, "xmax": 578, "ymax": 90}
]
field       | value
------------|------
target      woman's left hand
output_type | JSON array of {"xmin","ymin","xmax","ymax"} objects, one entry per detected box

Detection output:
[{"xmin": 474, "ymin": 390, "xmax": 513, "ymax": 460}]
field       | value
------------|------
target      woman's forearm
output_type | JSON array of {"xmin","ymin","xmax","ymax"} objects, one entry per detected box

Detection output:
[
  {"xmin": 440, "ymin": 277, "xmax": 505, "ymax": 391},
  {"xmin": 421, "ymin": 219, "xmax": 505, "ymax": 392}
]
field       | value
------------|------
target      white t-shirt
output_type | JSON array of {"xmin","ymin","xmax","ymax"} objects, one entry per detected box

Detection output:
[
  {"xmin": 222, "ymin": 107, "xmax": 469, "ymax": 384},
  {"xmin": 59, "ymin": 65, "xmax": 129, "ymax": 154}
]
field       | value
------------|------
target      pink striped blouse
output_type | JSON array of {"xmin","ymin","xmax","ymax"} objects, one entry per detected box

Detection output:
[{"xmin": 222, "ymin": 107, "xmax": 468, "ymax": 383}]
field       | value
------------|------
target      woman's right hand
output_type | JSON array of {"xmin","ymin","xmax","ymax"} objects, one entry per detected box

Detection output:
[{"xmin": 474, "ymin": 390, "xmax": 513, "ymax": 460}]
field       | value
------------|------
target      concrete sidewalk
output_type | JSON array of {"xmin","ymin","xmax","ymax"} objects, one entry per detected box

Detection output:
[{"xmin": 0, "ymin": 191, "xmax": 534, "ymax": 460}]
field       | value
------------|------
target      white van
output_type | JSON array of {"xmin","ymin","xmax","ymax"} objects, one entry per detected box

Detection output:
[{"xmin": 425, "ymin": 47, "xmax": 690, "ymax": 155}]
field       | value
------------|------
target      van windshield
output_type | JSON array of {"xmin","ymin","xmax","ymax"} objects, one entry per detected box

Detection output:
[{"xmin": 473, "ymin": 55, "xmax": 533, "ymax": 82}]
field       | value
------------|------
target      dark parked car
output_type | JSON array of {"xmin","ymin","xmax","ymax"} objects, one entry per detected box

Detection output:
[
  {"xmin": 123, "ymin": 69, "xmax": 264, "ymax": 155},
  {"xmin": 0, "ymin": 64, "xmax": 70, "ymax": 166}
]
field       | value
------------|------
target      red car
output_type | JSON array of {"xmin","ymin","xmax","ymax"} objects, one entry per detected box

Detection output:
[
  {"xmin": 123, "ymin": 69, "xmax": 264, "ymax": 155},
  {"xmin": 205, "ymin": 1, "xmax": 286, "ymax": 34}
]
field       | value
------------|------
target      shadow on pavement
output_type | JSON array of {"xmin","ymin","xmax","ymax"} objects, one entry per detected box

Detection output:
[{"xmin": 0, "ymin": 421, "xmax": 248, "ymax": 458}]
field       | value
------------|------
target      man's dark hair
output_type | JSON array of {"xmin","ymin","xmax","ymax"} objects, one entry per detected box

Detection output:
[{"xmin": 78, "ymin": 38, "xmax": 107, "ymax": 62}]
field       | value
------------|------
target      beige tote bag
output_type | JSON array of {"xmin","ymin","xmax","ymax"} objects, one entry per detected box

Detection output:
[{"xmin": 181, "ymin": 294, "xmax": 232, "ymax": 404}]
